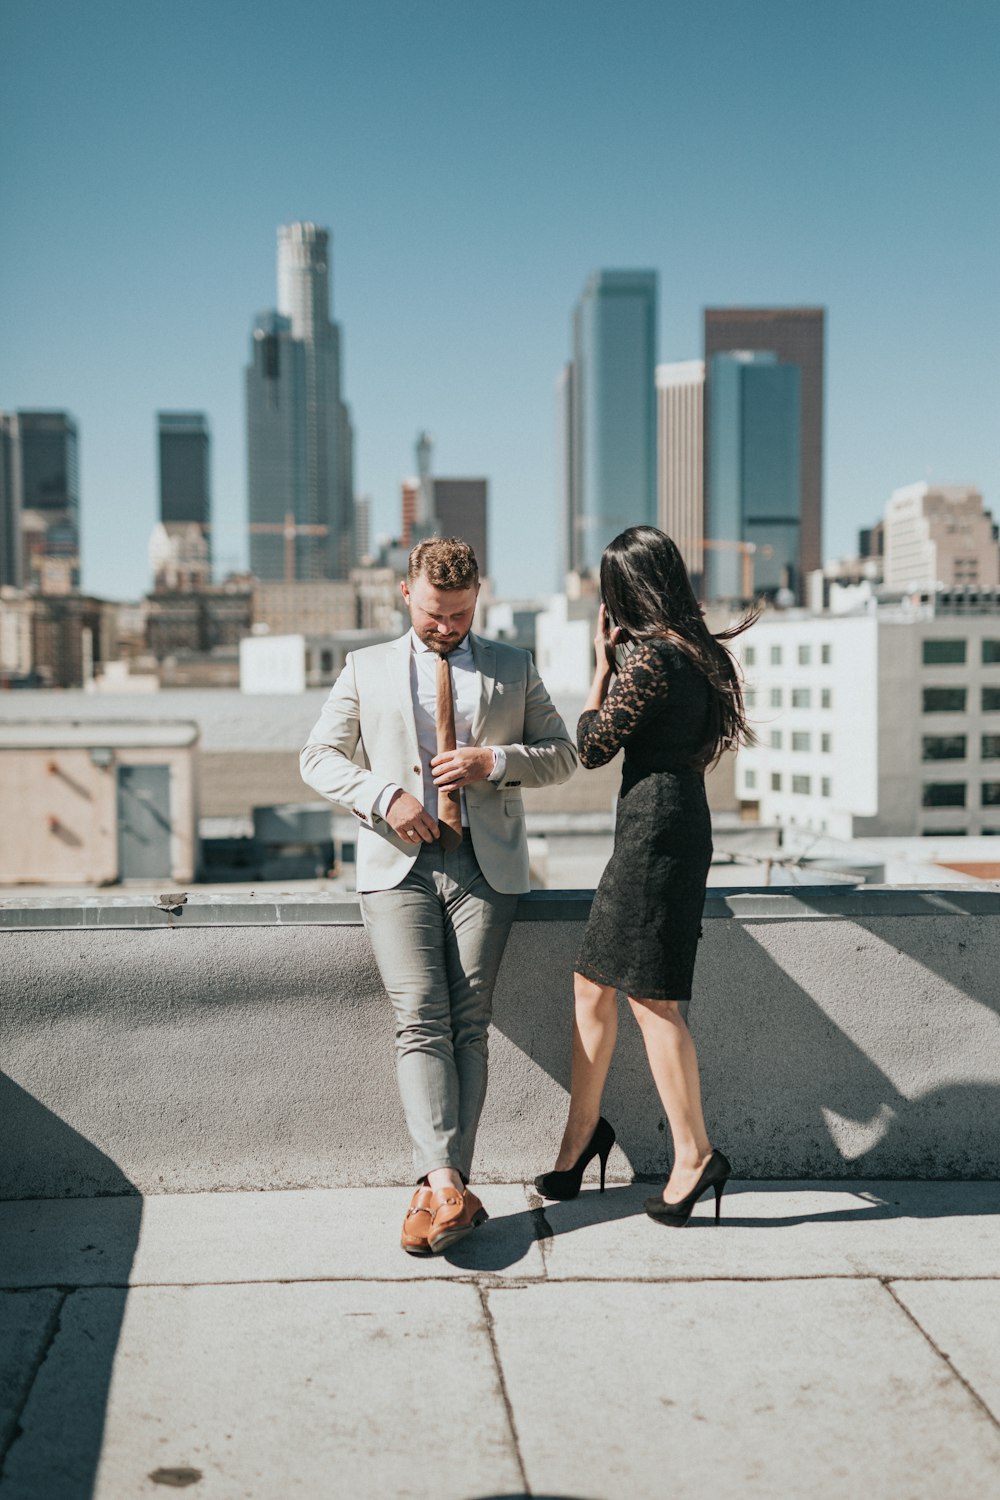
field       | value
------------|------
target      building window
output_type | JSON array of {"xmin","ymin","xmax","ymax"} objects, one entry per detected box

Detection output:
[
  {"xmin": 924, "ymin": 687, "xmax": 967, "ymax": 713},
  {"xmin": 820, "ymin": 688, "xmax": 832, "ymax": 709},
  {"xmin": 744, "ymin": 646, "xmax": 756, "ymax": 667},
  {"xmin": 922, "ymin": 783, "xmax": 966, "ymax": 808},
  {"xmin": 821, "ymin": 777, "xmax": 831, "ymax": 798},
  {"xmin": 821, "ymin": 643, "xmax": 831, "ymax": 665},
  {"xmin": 798, "ymin": 644, "xmax": 811, "ymax": 666},
  {"xmin": 984, "ymin": 687, "xmax": 1000, "ymax": 712},
  {"xmin": 320, "ymin": 649, "xmax": 334, "ymax": 674},
  {"xmin": 791, "ymin": 775, "xmax": 811, "ymax": 795},
  {"xmin": 982, "ymin": 640, "xmax": 1000, "ymax": 665},
  {"xmin": 821, "ymin": 732, "xmax": 832, "ymax": 753},
  {"xmin": 744, "ymin": 768, "xmax": 757, "ymax": 790},
  {"xmin": 791, "ymin": 688, "xmax": 811, "ymax": 709},
  {"xmin": 983, "ymin": 783, "xmax": 1000, "ymax": 807},
  {"xmin": 792, "ymin": 731, "xmax": 811, "ymax": 752},
  {"xmin": 922, "ymin": 735, "xmax": 967, "ymax": 761},
  {"xmin": 770, "ymin": 645, "xmax": 782, "ymax": 666},
  {"xmin": 983, "ymin": 735, "xmax": 1000, "ymax": 760},
  {"xmin": 745, "ymin": 688, "xmax": 757, "ymax": 708},
  {"xmin": 770, "ymin": 687, "xmax": 782, "ymax": 709},
  {"xmin": 770, "ymin": 729, "xmax": 783, "ymax": 749},
  {"xmin": 922, "ymin": 639, "xmax": 966, "ymax": 665},
  {"xmin": 771, "ymin": 772, "xmax": 782, "ymax": 791}
]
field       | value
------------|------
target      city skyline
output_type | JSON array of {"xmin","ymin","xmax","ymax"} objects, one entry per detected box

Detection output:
[{"xmin": 2, "ymin": 2, "xmax": 998, "ymax": 602}]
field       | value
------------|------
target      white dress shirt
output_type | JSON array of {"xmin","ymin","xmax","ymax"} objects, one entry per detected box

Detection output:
[{"xmin": 374, "ymin": 630, "xmax": 506, "ymax": 826}]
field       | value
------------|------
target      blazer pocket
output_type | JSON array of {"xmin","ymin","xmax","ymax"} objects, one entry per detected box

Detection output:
[{"xmin": 503, "ymin": 796, "xmax": 524, "ymax": 818}]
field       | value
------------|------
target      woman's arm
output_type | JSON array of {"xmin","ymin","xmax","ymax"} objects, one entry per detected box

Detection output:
[{"xmin": 577, "ymin": 641, "xmax": 671, "ymax": 768}]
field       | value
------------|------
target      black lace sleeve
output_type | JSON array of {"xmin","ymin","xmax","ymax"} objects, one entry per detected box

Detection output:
[{"xmin": 577, "ymin": 643, "xmax": 672, "ymax": 767}]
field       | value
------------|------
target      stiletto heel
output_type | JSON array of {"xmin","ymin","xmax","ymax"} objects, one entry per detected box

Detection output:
[
  {"xmin": 644, "ymin": 1149, "xmax": 732, "ymax": 1228},
  {"xmin": 535, "ymin": 1117, "xmax": 616, "ymax": 1201}
]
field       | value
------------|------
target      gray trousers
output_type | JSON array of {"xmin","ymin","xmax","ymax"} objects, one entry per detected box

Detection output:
[{"xmin": 359, "ymin": 840, "xmax": 519, "ymax": 1182}]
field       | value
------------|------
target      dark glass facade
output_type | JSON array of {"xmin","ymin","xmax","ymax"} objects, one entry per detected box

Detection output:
[
  {"xmin": 158, "ymin": 413, "xmax": 211, "ymax": 531},
  {"xmin": 706, "ymin": 353, "xmax": 800, "ymax": 599},
  {"xmin": 704, "ymin": 308, "xmax": 824, "ymax": 587},
  {"xmin": 432, "ymin": 478, "xmax": 489, "ymax": 579}
]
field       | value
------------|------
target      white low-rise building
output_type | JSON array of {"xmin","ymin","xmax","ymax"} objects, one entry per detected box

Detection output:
[{"xmin": 734, "ymin": 594, "xmax": 1000, "ymax": 838}]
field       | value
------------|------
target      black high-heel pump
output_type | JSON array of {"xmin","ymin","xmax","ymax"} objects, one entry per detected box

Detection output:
[
  {"xmin": 534, "ymin": 1117, "xmax": 616, "ymax": 1200},
  {"xmin": 644, "ymin": 1149, "xmax": 731, "ymax": 1227}
]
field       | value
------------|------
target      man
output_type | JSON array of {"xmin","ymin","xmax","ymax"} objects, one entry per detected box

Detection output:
[{"xmin": 301, "ymin": 538, "xmax": 576, "ymax": 1254}]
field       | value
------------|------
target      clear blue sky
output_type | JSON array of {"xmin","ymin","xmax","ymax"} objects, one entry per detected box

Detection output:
[{"xmin": 2, "ymin": 0, "xmax": 997, "ymax": 600}]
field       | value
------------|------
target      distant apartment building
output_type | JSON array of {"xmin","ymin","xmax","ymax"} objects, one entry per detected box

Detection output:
[
  {"xmin": 246, "ymin": 223, "xmax": 354, "ymax": 581},
  {"xmin": 562, "ymin": 271, "xmax": 657, "ymax": 574},
  {"xmin": 145, "ymin": 584, "xmax": 253, "ymax": 661},
  {"xmin": 433, "ymin": 478, "xmax": 489, "ymax": 578},
  {"xmin": 883, "ymin": 484, "xmax": 999, "ymax": 592},
  {"xmin": 706, "ymin": 351, "xmax": 801, "ymax": 600},
  {"xmin": 252, "ymin": 579, "xmax": 357, "ymax": 637},
  {"xmin": 656, "ymin": 361, "xmax": 704, "ymax": 583},
  {"xmin": 149, "ymin": 523, "xmax": 212, "ymax": 594},
  {"xmin": 400, "ymin": 478, "xmax": 419, "ymax": 549},
  {"xmin": 0, "ymin": 411, "xmax": 80, "ymax": 593},
  {"xmin": 734, "ymin": 596, "xmax": 1000, "ymax": 838},
  {"xmin": 354, "ymin": 495, "xmax": 372, "ymax": 564},
  {"xmin": 704, "ymin": 308, "xmax": 824, "ymax": 588}
]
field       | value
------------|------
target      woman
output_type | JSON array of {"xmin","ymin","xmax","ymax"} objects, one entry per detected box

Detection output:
[{"xmin": 535, "ymin": 526, "xmax": 755, "ymax": 1226}]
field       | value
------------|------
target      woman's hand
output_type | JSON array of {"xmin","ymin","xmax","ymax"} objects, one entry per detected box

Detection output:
[{"xmin": 594, "ymin": 603, "xmax": 626, "ymax": 675}]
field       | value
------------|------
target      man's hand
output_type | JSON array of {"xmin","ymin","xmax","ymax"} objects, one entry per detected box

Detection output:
[
  {"xmin": 431, "ymin": 746, "xmax": 495, "ymax": 792},
  {"xmin": 384, "ymin": 790, "xmax": 440, "ymax": 844}
]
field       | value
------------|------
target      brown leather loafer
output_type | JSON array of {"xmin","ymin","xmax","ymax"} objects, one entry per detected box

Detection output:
[
  {"xmin": 426, "ymin": 1186, "xmax": 488, "ymax": 1254},
  {"xmin": 400, "ymin": 1186, "xmax": 435, "ymax": 1256}
]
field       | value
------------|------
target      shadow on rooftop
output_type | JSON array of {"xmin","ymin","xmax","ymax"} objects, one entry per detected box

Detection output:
[{"xmin": 0, "ymin": 1075, "xmax": 141, "ymax": 1500}]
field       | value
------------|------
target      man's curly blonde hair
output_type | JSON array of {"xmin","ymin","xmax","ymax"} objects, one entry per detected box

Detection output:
[{"xmin": 407, "ymin": 537, "xmax": 480, "ymax": 590}]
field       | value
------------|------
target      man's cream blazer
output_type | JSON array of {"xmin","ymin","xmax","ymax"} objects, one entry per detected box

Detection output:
[{"xmin": 300, "ymin": 632, "xmax": 577, "ymax": 894}]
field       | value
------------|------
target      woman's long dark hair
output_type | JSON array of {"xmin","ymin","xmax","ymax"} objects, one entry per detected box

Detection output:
[{"xmin": 600, "ymin": 526, "xmax": 756, "ymax": 769}]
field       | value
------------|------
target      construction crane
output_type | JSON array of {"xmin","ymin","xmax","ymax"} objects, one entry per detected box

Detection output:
[
  {"xmin": 674, "ymin": 537, "xmax": 774, "ymax": 601},
  {"xmin": 248, "ymin": 512, "xmax": 329, "ymax": 583}
]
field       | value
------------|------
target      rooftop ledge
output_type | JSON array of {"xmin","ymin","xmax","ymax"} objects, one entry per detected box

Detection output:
[{"xmin": 0, "ymin": 883, "xmax": 997, "ymax": 929}]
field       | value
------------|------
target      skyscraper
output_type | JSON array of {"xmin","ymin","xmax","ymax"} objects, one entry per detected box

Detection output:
[
  {"xmin": 433, "ymin": 478, "xmax": 489, "ymax": 579},
  {"xmin": 0, "ymin": 412, "xmax": 80, "ymax": 593},
  {"xmin": 563, "ymin": 271, "xmax": 657, "ymax": 575},
  {"xmin": 656, "ymin": 361, "xmax": 705, "ymax": 585},
  {"xmin": 704, "ymin": 307, "xmax": 824, "ymax": 583},
  {"xmin": 246, "ymin": 222, "xmax": 354, "ymax": 581},
  {"xmin": 157, "ymin": 412, "xmax": 211, "ymax": 583},
  {"xmin": 706, "ymin": 352, "xmax": 801, "ymax": 600}
]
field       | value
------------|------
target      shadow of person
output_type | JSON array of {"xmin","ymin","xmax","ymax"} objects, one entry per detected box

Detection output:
[{"xmin": 0, "ymin": 1075, "xmax": 141, "ymax": 1500}]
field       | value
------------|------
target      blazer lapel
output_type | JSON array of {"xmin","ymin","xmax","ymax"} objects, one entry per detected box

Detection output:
[
  {"xmin": 470, "ymin": 634, "xmax": 497, "ymax": 742},
  {"xmin": 386, "ymin": 634, "xmax": 419, "ymax": 756}
]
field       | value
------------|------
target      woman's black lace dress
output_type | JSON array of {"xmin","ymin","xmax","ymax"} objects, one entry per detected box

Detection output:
[{"xmin": 576, "ymin": 638, "xmax": 716, "ymax": 1001}]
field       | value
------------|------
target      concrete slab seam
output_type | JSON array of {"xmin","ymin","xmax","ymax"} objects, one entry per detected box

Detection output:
[
  {"xmin": 524, "ymin": 1185, "xmax": 554, "ymax": 1276},
  {"xmin": 0, "ymin": 1287, "xmax": 67, "ymax": 1478},
  {"xmin": 477, "ymin": 1284, "xmax": 532, "ymax": 1496},
  {"xmin": 882, "ymin": 1279, "xmax": 1000, "ymax": 1432}
]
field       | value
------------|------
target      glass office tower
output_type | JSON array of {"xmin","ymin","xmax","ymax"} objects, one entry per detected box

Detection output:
[
  {"xmin": 158, "ymin": 412, "xmax": 211, "ymax": 572},
  {"xmin": 706, "ymin": 352, "xmax": 801, "ymax": 600},
  {"xmin": 0, "ymin": 411, "xmax": 80, "ymax": 592},
  {"xmin": 565, "ymin": 271, "xmax": 657, "ymax": 575},
  {"xmin": 246, "ymin": 223, "xmax": 354, "ymax": 581}
]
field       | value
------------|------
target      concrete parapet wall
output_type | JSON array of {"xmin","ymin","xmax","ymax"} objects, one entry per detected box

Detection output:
[{"xmin": 1, "ymin": 889, "xmax": 998, "ymax": 1197}]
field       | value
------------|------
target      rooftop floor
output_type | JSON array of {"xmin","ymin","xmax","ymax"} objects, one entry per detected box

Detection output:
[{"xmin": 2, "ymin": 1180, "xmax": 999, "ymax": 1499}]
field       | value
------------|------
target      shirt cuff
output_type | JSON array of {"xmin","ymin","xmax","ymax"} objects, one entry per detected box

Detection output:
[
  {"xmin": 373, "ymin": 783, "xmax": 404, "ymax": 820},
  {"xmin": 487, "ymin": 748, "xmax": 507, "ymax": 783}
]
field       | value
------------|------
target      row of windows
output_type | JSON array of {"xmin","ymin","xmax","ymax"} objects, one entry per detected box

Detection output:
[
  {"xmin": 924, "ymin": 687, "xmax": 1000, "ymax": 713},
  {"xmin": 923, "ymin": 639, "xmax": 1000, "ymax": 666},
  {"xmin": 923, "ymin": 783, "xmax": 1000, "ymax": 808},
  {"xmin": 769, "ymin": 729, "xmax": 833, "ymax": 752},
  {"xmin": 745, "ymin": 639, "xmax": 1000, "ymax": 671},
  {"xmin": 744, "ymin": 643, "xmax": 833, "ymax": 668},
  {"xmin": 923, "ymin": 735, "xmax": 1000, "ymax": 761},
  {"xmin": 744, "ymin": 770, "xmax": 832, "ymax": 797},
  {"xmin": 746, "ymin": 687, "xmax": 833, "ymax": 710}
]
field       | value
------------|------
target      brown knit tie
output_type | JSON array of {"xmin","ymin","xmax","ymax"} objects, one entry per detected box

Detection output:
[{"xmin": 435, "ymin": 653, "xmax": 463, "ymax": 850}]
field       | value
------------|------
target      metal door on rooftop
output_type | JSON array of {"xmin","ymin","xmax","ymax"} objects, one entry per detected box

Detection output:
[{"xmin": 117, "ymin": 764, "xmax": 172, "ymax": 880}]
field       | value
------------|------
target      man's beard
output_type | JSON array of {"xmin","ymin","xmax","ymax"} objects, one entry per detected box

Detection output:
[{"xmin": 415, "ymin": 625, "xmax": 461, "ymax": 654}]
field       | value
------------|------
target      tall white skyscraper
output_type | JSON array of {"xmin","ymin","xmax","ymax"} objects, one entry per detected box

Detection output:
[
  {"xmin": 246, "ymin": 222, "xmax": 354, "ymax": 581},
  {"xmin": 656, "ymin": 361, "xmax": 704, "ymax": 583}
]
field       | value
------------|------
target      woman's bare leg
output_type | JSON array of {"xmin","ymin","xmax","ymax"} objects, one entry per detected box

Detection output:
[
  {"xmin": 629, "ymin": 997, "xmax": 713, "ymax": 1202},
  {"xmin": 552, "ymin": 973, "xmax": 618, "ymax": 1170}
]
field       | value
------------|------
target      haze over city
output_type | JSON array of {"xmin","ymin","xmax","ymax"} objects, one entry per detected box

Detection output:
[{"xmin": 2, "ymin": 0, "xmax": 998, "ymax": 601}]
